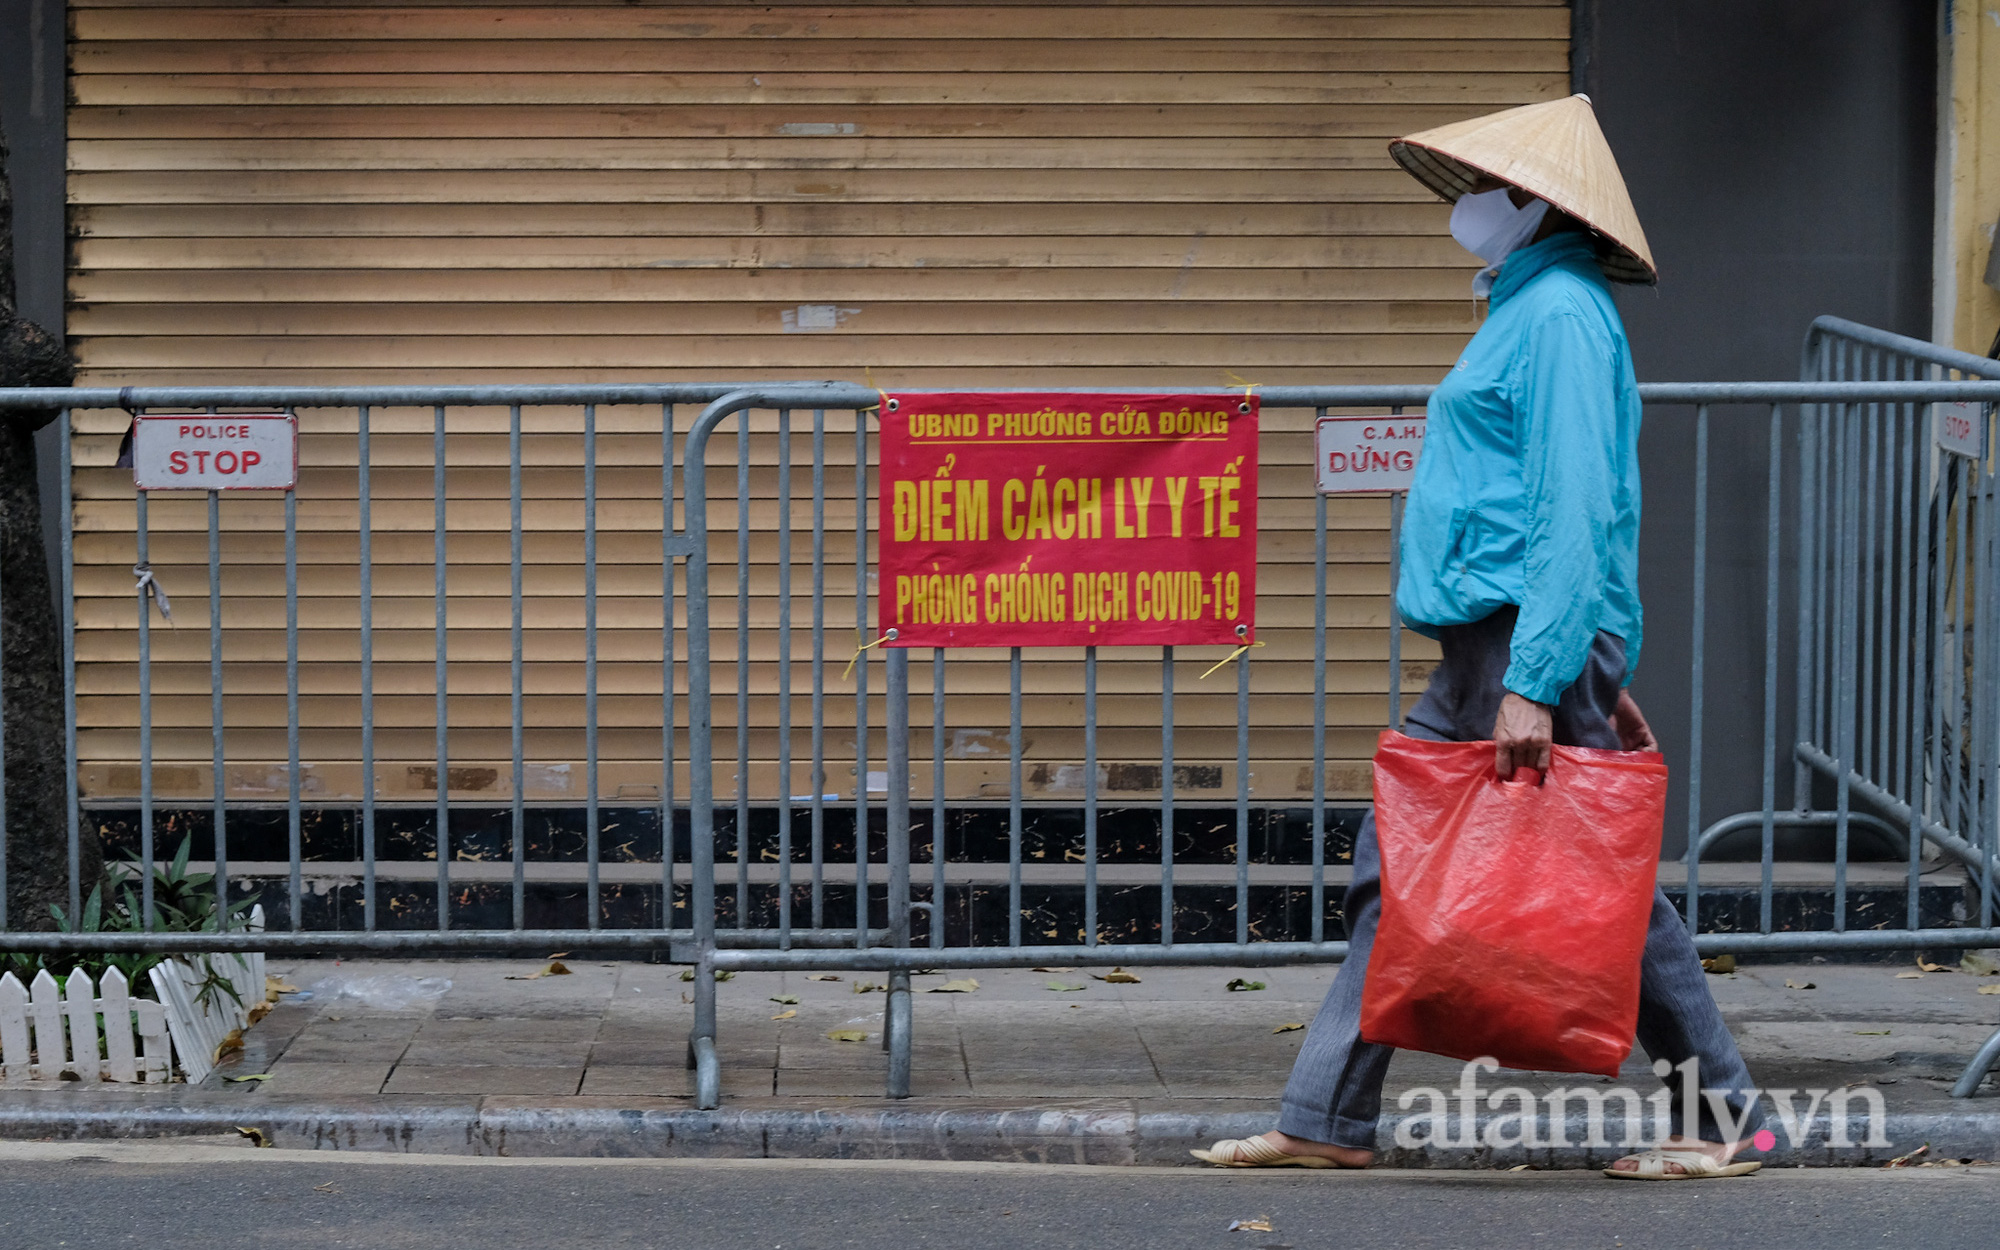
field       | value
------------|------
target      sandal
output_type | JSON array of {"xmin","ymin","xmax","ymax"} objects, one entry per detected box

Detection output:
[
  {"xmin": 1603, "ymin": 1148, "xmax": 1761, "ymax": 1180},
  {"xmin": 1190, "ymin": 1136, "xmax": 1350, "ymax": 1169}
]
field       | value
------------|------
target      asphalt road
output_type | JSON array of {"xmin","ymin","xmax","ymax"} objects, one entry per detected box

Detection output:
[{"xmin": 1, "ymin": 1141, "xmax": 1994, "ymax": 1250}]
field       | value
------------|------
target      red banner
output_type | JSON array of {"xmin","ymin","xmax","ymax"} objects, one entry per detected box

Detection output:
[{"xmin": 878, "ymin": 392, "xmax": 1259, "ymax": 648}]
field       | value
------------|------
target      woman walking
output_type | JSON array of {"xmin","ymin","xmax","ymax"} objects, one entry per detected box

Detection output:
[{"xmin": 1194, "ymin": 95, "xmax": 1764, "ymax": 1180}]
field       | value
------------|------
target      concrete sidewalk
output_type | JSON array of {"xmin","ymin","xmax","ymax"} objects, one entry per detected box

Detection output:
[{"xmin": 3, "ymin": 956, "xmax": 1998, "ymax": 1166}]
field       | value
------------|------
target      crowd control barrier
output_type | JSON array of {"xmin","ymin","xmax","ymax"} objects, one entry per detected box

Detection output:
[{"xmin": 0, "ymin": 345, "xmax": 1996, "ymax": 1106}]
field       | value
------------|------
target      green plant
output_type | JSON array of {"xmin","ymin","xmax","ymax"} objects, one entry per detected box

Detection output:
[{"xmin": 2, "ymin": 835, "xmax": 260, "ymax": 1006}]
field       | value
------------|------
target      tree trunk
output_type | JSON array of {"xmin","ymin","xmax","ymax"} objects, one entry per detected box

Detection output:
[{"xmin": 0, "ymin": 114, "xmax": 94, "ymax": 931}]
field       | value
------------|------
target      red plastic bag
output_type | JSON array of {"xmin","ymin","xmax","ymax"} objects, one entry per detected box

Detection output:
[{"xmin": 1358, "ymin": 731, "xmax": 1667, "ymax": 1076}]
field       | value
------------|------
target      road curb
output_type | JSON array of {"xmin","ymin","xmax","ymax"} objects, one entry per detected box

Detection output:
[{"xmin": 3, "ymin": 1092, "xmax": 1998, "ymax": 1167}]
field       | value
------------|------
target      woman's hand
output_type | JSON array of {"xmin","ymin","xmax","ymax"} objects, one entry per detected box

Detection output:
[
  {"xmin": 1494, "ymin": 691, "xmax": 1552, "ymax": 778},
  {"xmin": 1612, "ymin": 690, "xmax": 1659, "ymax": 752}
]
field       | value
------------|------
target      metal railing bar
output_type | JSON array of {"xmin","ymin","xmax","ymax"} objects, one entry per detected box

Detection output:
[
  {"xmin": 1759, "ymin": 403, "xmax": 1781, "ymax": 931},
  {"xmin": 1311, "ymin": 425, "xmax": 1328, "ymax": 945},
  {"xmin": 811, "ymin": 409, "xmax": 827, "ymax": 931},
  {"xmin": 358, "ymin": 404, "xmax": 376, "ymax": 932},
  {"xmin": 134, "ymin": 485, "xmax": 154, "ymax": 926},
  {"xmin": 26, "ymin": 380, "xmax": 2000, "ymax": 414},
  {"xmin": 705, "ymin": 929, "xmax": 2000, "ymax": 971},
  {"xmin": 1979, "ymin": 441, "xmax": 2000, "ymax": 931},
  {"xmin": 736, "ymin": 414, "xmax": 751, "ymax": 929},
  {"xmin": 1234, "ymin": 640, "xmax": 1251, "ymax": 946},
  {"xmin": 60, "ymin": 410, "xmax": 78, "ymax": 924},
  {"xmin": 510, "ymin": 403, "xmax": 526, "ymax": 930},
  {"xmin": 853, "ymin": 409, "xmax": 869, "ymax": 950},
  {"xmin": 1685, "ymin": 405, "xmax": 1708, "ymax": 931},
  {"xmin": 1795, "ymin": 342, "xmax": 1822, "ymax": 812},
  {"xmin": 1861, "ymin": 352, "xmax": 1880, "ymax": 787},
  {"xmin": 1008, "ymin": 645, "xmax": 1023, "ymax": 947},
  {"xmin": 1793, "ymin": 743, "xmax": 1991, "ymax": 884},
  {"xmin": 1388, "ymin": 404, "xmax": 1407, "ymax": 734},
  {"xmin": 1084, "ymin": 645, "xmax": 1098, "ymax": 946},
  {"xmin": 285, "ymin": 469, "xmax": 301, "ymax": 932},
  {"xmin": 1902, "ymin": 366, "xmax": 1926, "ymax": 929},
  {"xmin": 1161, "ymin": 645, "xmax": 1175, "ymax": 948},
  {"xmin": 933, "ymin": 646, "xmax": 948, "ymax": 950},
  {"xmin": 208, "ymin": 486, "xmax": 227, "ymax": 923},
  {"xmin": 0, "ymin": 927, "xmax": 885, "ymax": 957},
  {"xmin": 434, "ymin": 404, "xmax": 450, "ymax": 931},
  {"xmin": 586, "ymin": 403, "xmax": 602, "ymax": 930},
  {"xmin": 0, "ymin": 452, "xmax": 6, "ymax": 930},
  {"xmin": 661, "ymin": 402, "xmax": 677, "ymax": 932},
  {"xmin": 777, "ymin": 407, "xmax": 794, "ymax": 949}
]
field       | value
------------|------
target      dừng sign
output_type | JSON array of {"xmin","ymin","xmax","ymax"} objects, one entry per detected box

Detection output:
[{"xmin": 878, "ymin": 392, "xmax": 1258, "ymax": 648}]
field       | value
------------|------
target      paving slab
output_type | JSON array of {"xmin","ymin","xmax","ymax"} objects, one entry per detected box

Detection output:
[{"xmin": 4, "ymin": 955, "xmax": 1997, "ymax": 1166}]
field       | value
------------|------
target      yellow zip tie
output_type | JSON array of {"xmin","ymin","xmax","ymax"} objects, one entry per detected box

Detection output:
[
  {"xmin": 842, "ymin": 629, "xmax": 897, "ymax": 682},
  {"xmin": 1221, "ymin": 371, "xmax": 1262, "ymax": 408},
  {"xmin": 1199, "ymin": 640, "xmax": 1264, "ymax": 680}
]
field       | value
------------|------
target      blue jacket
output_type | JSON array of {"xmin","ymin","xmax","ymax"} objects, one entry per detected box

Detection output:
[{"xmin": 1396, "ymin": 232, "xmax": 1644, "ymax": 705}]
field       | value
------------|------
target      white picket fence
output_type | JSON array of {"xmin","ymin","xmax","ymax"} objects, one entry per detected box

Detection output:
[{"xmin": 0, "ymin": 906, "xmax": 266, "ymax": 1086}]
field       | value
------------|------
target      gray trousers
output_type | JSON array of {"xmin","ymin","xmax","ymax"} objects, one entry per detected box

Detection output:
[{"xmin": 1277, "ymin": 607, "xmax": 1764, "ymax": 1148}]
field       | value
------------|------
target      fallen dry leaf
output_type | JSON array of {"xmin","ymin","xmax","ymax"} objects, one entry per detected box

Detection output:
[
  {"xmin": 1784, "ymin": 979, "xmax": 1816, "ymax": 990},
  {"xmin": 266, "ymin": 976, "xmax": 300, "ymax": 996},
  {"xmin": 1046, "ymin": 980, "xmax": 1086, "ymax": 992},
  {"xmin": 1896, "ymin": 971, "xmax": 1925, "ymax": 980},
  {"xmin": 771, "ymin": 1009, "xmax": 797, "ymax": 1021},
  {"xmin": 825, "ymin": 1028, "xmax": 869, "ymax": 1043},
  {"xmin": 853, "ymin": 980, "xmax": 884, "ymax": 994},
  {"xmin": 806, "ymin": 973, "xmax": 841, "ymax": 982},
  {"xmin": 313, "ymin": 1182, "xmax": 340, "ymax": 1194},
  {"xmin": 224, "ymin": 1073, "xmax": 274, "ymax": 1083},
  {"xmin": 1978, "ymin": 985, "xmax": 2000, "ymax": 995},
  {"xmin": 233, "ymin": 1127, "xmax": 272, "ymax": 1148},
  {"xmin": 213, "ymin": 1029, "xmax": 244, "ymax": 1063},
  {"xmin": 1273, "ymin": 1022, "xmax": 1305, "ymax": 1034},
  {"xmin": 1507, "ymin": 1164, "xmax": 1534, "ymax": 1172},
  {"xmin": 1918, "ymin": 959, "xmax": 1953, "ymax": 974},
  {"xmin": 677, "ymin": 969, "xmax": 731, "ymax": 982},
  {"xmin": 770, "ymin": 994, "xmax": 800, "ymax": 1005},
  {"xmin": 928, "ymin": 979, "xmax": 979, "ymax": 993},
  {"xmin": 1226, "ymin": 978, "xmax": 1266, "ymax": 992},
  {"xmin": 1094, "ymin": 968, "xmax": 1143, "ymax": 984},
  {"xmin": 1854, "ymin": 1030, "xmax": 1891, "ymax": 1036},
  {"xmin": 1886, "ymin": 1143, "xmax": 1930, "ymax": 1169},
  {"xmin": 505, "ymin": 959, "xmax": 573, "ymax": 981},
  {"xmin": 1226, "ymin": 1218, "xmax": 1274, "ymax": 1233},
  {"xmin": 1031, "ymin": 967, "xmax": 1076, "ymax": 974},
  {"xmin": 1701, "ymin": 955, "xmax": 1736, "ymax": 975}
]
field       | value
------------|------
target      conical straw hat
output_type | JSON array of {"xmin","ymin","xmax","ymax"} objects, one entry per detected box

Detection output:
[{"xmin": 1389, "ymin": 94, "xmax": 1655, "ymax": 285}]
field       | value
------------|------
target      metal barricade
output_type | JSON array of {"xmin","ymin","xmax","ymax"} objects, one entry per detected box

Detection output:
[
  {"xmin": 681, "ymin": 378, "xmax": 2000, "ymax": 1107},
  {"xmin": 0, "ymin": 382, "xmax": 880, "ymax": 964},
  {"xmin": 4, "ymin": 364, "xmax": 2000, "ymax": 1107}
]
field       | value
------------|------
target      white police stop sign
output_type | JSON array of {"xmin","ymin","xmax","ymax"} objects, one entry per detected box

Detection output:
[
  {"xmin": 1315, "ymin": 414, "xmax": 1426, "ymax": 494},
  {"xmin": 132, "ymin": 414, "xmax": 298, "ymax": 491}
]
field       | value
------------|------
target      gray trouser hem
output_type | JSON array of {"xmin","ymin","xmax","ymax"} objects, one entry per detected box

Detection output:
[{"xmin": 1274, "ymin": 1102, "xmax": 1379, "ymax": 1152}]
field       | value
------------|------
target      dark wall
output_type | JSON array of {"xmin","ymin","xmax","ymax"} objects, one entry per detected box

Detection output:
[
  {"xmin": 1576, "ymin": 1, "xmax": 1938, "ymax": 855},
  {"xmin": 1, "ymin": 0, "xmax": 71, "ymax": 599}
]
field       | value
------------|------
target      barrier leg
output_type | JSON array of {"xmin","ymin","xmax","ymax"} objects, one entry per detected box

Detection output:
[
  {"xmin": 885, "ymin": 970, "xmax": 912, "ymax": 1099},
  {"xmin": 691, "ymin": 1034, "xmax": 721, "ymax": 1110},
  {"xmin": 1951, "ymin": 1026, "xmax": 2000, "ymax": 1098}
]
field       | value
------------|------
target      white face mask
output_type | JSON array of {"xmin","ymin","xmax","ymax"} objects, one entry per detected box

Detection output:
[{"xmin": 1449, "ymin": 187, "xmax": 1551, "ymax": 295}]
